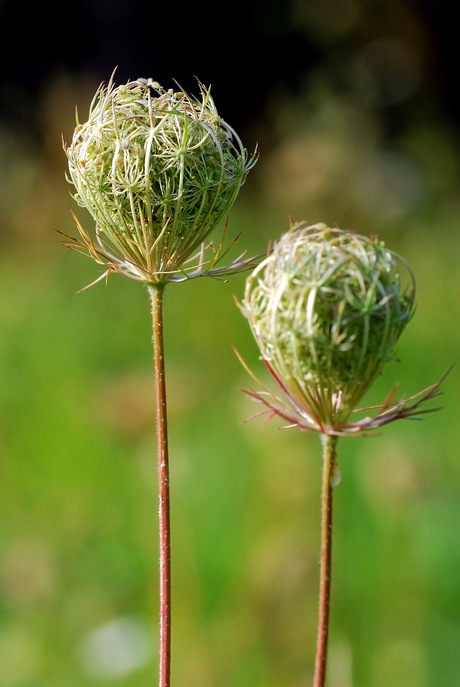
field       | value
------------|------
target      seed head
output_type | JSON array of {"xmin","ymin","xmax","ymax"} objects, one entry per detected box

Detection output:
[
  {"xmin": 64, "ymin": 75, "xmax": 258, "ymax": 285},
  {"xmin": 240, "ymin": 221, "xmax": 444, "ymax": 435}
]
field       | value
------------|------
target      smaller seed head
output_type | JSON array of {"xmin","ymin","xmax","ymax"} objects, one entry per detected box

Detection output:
[{"xmin": 241, "ymin": 222, "xmax": 416, "ymax": 431}]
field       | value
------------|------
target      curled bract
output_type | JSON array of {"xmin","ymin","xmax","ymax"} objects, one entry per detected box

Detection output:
[
  {"xmin": 64, "ymin": 75, "xmax": 258, "ymax": 285},
  {"xmin": 239, "ymin": 221, "xmax": 445, "ymax": 435}
]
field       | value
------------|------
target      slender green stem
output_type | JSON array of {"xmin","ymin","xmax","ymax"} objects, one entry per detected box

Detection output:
[
  {"xmin": 313, "ymin": 434, "xmax": 338, "ymax": 687},
  {"xmin": 149, "ymin": 284, "xmax": 171, "ymax": 687}
]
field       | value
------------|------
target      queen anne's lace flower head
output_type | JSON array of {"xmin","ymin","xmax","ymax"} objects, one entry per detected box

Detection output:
[
  {"xmin": 64, "ymin": 75, "xmax": 258, "ymax": 286},
  {"xmin": 239, "ymin": 221, "xmax": 445, "ymax": 436}
]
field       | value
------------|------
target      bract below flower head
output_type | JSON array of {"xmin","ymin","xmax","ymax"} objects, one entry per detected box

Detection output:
[
  {"xmin": 64, "ymin": 75, "xmax": 258, "ymax": 285},
  {"xmin": 240, "ymin": 221, "xmax": 431, "ymax": 435}
]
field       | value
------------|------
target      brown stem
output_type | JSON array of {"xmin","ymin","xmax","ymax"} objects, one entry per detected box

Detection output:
[
  {"xmin": 149, "ymin": 284, "xmax": 171, "ymax": 687},
  {"xmin": 313, "ymin": 434, "xmax": 338, "ymax": 687}
]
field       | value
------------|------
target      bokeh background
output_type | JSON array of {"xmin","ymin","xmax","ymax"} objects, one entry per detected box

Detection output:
[{"xmin": 1, "ymin": 1, "xmax": 459, "ymax": 685}]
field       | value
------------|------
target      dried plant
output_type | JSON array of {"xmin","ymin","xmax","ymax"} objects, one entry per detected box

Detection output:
[
  {"xmin": 239, "ymin": 221, "xmax": 447, "ymax": 686},
  {"xmin": 64, "ymin": 73, "xmax": 258, "ymax": 687}
]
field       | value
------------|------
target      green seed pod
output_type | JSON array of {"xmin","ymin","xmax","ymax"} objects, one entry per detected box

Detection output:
[
  {"xmin": 241, "ymin": 222, "xmax": 416, "ymax": 432},
  {"xmin": 65, "ymin": 76, "xmax": 257, "ymax": 284}
]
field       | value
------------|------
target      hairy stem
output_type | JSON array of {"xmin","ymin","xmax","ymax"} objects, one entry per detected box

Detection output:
[
  {"xmin": 313, "ymin": 434, "xmax": 338, "ymax": 687},
  {"xmin": 149, "ymin": 284, "xmax": 171, "ymax": 687}
]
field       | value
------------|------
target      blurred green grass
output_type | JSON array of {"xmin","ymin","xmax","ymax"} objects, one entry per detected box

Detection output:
[{"xmin": 1, "ymin": 73, "xmax": 460, "ymax": 687}]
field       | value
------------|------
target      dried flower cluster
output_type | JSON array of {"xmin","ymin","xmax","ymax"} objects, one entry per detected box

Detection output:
[
  {"xmin": 240, "ymin": 222, "xmax": 443, "ymax": 435},
  {"xmin": 64, "ymin": 76, "xmax": 258, "ymax": 285}
]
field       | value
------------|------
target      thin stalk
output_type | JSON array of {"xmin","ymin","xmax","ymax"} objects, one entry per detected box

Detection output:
[
  {"xmin": 313, "ymin": 434, "xmax": 338, "ymax": 687},
  {"xmin": 149, "ymin": 284, "xmax": 171, "ymax": 687}
]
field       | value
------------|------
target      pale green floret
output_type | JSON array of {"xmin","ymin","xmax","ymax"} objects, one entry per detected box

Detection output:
[
  {"xmin": 65, "ymin": 77, "xmax": 257, "ymax": 284},
  {"xmin": 242, "ymin": 222, "xmax": 416, "ymax": 430}
]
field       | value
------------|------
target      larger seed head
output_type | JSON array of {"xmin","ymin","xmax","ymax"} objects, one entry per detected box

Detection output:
[
  {"xmin": 65, "ymin": 76, "xmax": 257, "ymax": 284},
  {"xmin": 241, "ymin": 222, "xmax": 416, "ymax": 432}
]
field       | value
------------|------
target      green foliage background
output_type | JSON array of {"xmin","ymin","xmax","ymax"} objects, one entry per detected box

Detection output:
[{"xmin": 1, "ymin": 24, "xmax": 460, "ymax": 687}]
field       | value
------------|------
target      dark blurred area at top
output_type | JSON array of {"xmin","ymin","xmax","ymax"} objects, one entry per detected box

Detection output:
[{"xmin": 0, "ymin": 0, "xmax": 458, "ymax": 149}]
